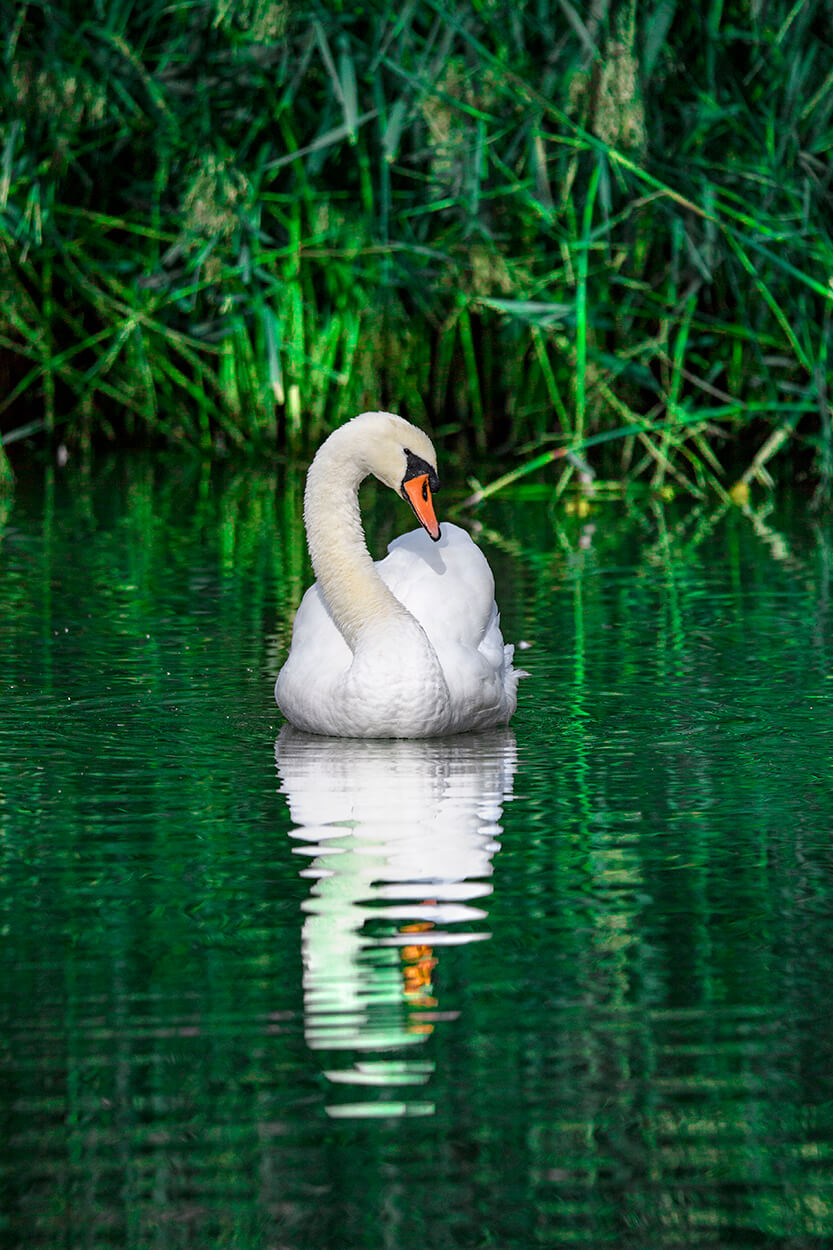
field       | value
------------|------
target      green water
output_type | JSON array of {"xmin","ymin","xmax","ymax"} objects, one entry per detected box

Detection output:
[{"xmin": 1, "ymin": 460, "xmax": 832, "ymax": 1249}]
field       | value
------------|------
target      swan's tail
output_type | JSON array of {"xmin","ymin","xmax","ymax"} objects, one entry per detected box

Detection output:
[{"xmin": 504, "ymin": 643, "xmax": 530, "ymax": 695}]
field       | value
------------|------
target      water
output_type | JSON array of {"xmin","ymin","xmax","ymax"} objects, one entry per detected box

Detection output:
[{"xmin": 1, "ymin": 460, "xmax": 832, "ymax": 1249}]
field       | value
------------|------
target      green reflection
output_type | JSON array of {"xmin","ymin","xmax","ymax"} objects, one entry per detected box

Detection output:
[{"xmin": 1, "ymin": 463, "xmax": 832, "ymax": 1249}]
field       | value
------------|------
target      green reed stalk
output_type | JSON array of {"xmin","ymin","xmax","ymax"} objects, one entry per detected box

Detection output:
[{"xmin": 574, "ymin": 162, "xmax": 600, "ymax": 448}]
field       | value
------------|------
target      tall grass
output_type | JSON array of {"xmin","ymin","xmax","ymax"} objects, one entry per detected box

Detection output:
[{"xmin": 1, "ymin": 0, "xmax": 832, "ymax": 496}]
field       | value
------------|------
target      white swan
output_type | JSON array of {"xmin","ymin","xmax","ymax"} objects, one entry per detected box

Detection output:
[{"xmin": 275, "ymin": 411, "xmax": 522, "ymax": 738}]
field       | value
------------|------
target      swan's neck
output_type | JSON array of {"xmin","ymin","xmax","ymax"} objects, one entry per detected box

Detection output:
[{"xmin": 304, "ymin": 440, "xmax": 415, "ymax": 651}]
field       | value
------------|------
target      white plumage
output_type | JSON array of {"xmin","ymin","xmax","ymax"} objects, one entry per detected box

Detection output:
[{"xmin": 275, "ymin": 412, "xmax": 522, "ymax": 738}]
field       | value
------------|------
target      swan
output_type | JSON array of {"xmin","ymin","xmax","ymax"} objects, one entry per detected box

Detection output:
[{"xmin": 274, "ymin": 411, "xmax": 522, "ymax": 738}]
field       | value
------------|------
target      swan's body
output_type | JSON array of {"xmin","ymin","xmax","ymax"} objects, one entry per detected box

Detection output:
[{"xmin": 275, "ymin": 411, "xmax": 521, "ymax": 738}]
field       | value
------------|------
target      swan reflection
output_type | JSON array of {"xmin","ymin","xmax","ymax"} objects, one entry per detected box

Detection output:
[{"xmin": 275, "ymin": 726, "xmax": 517, "ymax": 1117}]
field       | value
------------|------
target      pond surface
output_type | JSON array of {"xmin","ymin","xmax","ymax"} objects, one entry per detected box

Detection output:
[{"xmin": 1, "ymin": 458, "xmax": 832, "ymax": 1249}]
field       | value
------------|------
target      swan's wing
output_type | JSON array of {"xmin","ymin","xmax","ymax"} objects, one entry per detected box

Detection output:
[
  {"xmin": 289, "ymin": 583, "xmax": 351, "ymax": 663},
  {"xmin": 379, "ymin": 523, "xmax": 520, "ymax": 727},
  {"xmin": 379, "ymin": 522, "xmax": 497, "ymax": 649},
  {"xmin": 275, "ymin": 582, "xmax": 353, "ymax": 728}
]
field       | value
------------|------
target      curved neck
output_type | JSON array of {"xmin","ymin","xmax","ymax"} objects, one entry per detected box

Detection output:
[{"xmin": 303, "ymin": 437, "xmax": 413, "ymax": 651}]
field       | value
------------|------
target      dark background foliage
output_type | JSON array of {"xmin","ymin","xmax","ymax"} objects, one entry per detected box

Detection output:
[{"xmin": 1, "ymin": 0, "xmax": 832, "ymax": 495}]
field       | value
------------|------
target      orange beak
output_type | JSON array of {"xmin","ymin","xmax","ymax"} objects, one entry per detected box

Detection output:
[{"xmin": 403, "ymin": 473, "xmax": 441, "ymax": 542}]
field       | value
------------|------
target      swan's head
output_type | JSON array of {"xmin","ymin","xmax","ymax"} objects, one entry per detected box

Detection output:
[{"xmin": 343, "ymin": 411, "xmax": 442, "ymax": 542}]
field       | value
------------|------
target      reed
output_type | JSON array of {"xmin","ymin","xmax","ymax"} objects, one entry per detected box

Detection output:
[{"xmin": 1, "ymin": 1, "xmax": 831, "ymax": 496}]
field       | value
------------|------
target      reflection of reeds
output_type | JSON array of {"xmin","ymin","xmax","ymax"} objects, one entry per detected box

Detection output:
[
  {"xmin": 1, "ymin": 3, "xmax": 832, "ymax": 494},
  {"xmin": 2, "ymin": 462, "xmax": 833, "ymax": 1244},
  {"xmin": 482, "ymin": 490, "xmax": 833, "ymax": 1249}
]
